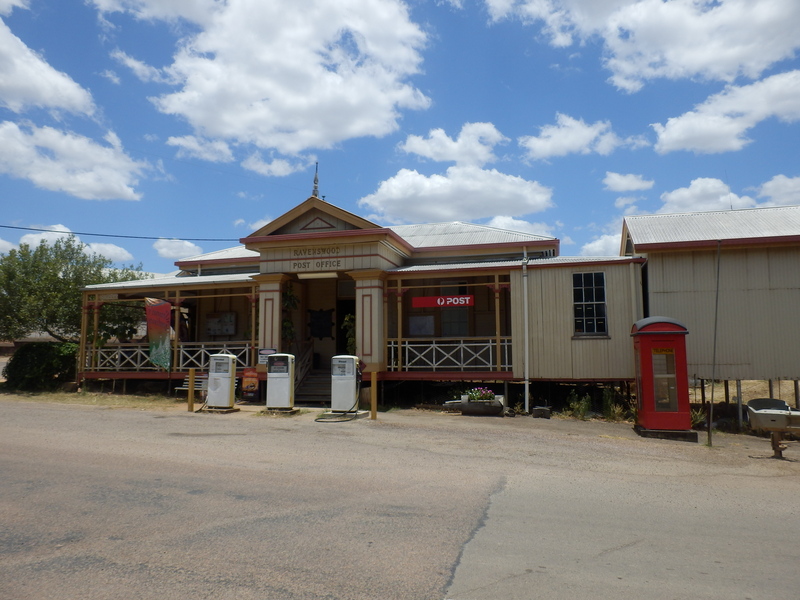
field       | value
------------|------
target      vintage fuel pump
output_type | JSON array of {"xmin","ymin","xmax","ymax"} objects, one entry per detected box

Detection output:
[
  {"xmin": 631, "ymin": 317, "xmax": 697, "ymax": 441},
  {"xmin": 265, "ymin": 353, "xmax": 295, "ymax": 409},
  {"xmin": 207, "ymin": 353, "xmax": 237, "ymax": 409},
  {"xmin": 331, "ymin": 355, "xmax": 361, "ymax": 413}
]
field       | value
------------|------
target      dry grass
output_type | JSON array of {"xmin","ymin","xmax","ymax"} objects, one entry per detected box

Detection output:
[
  {"xmin": 689, "ymin": 379, "xmax": 799, "ymax": 406},
  {"xmin": 0, "ymin": 389, "xmax": 183, "ymax": 410}
]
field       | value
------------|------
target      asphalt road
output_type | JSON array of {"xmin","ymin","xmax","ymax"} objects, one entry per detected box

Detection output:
[{"xmin": 1, "ymin": 399, "xmax": 799, "ymax": 600}]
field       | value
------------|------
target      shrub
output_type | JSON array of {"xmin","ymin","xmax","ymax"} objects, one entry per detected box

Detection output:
[
  {"xmin": 602, "ymin": 387, "xmax": 627, "ymax": 422},
  {"xmin": 2, "ymin": 342, "xmax": 77, "ymax": 391},
  {"xmin": 564, "ymin": 390, "xmax": 591, "ymax": 420}
]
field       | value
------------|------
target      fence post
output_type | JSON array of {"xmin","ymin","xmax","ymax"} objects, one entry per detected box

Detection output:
[
  {"xmin": 370, "ymin": 371, "xmax": 377, "ymax": 420},
  {"xmin": 187, "ymin": 368, "xmax": 195, "ymax": 412}
]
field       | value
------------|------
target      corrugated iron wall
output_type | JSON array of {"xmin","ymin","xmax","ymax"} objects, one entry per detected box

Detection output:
[{"xmin": 647, "ymin": 247, "xmax": 800, "ymax": 380}]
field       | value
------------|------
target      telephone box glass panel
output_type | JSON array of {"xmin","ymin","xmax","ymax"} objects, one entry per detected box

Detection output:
[{"xmin": 652, "ymin": 349, "xmax": 678, "ymax": 412}]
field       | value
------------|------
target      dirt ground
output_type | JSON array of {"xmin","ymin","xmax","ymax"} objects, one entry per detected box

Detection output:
[{"xmin": 3, "ymin": 380, "xmax": 800, "ymax": 599}]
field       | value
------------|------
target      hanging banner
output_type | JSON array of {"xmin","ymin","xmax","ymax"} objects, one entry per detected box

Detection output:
[{"xmin": 145, "ymin": 298, "xmax": 172, "ymax": 370}]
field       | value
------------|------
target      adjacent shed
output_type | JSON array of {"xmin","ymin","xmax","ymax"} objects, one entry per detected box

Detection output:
[{"xmin": 622, "ymin": 206, "xmax": 800, "ymax": 382}]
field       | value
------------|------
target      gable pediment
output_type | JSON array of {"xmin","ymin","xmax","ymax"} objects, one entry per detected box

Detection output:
[
  {"xmin": 299, "ymin": 215, "xmax": 337, "ymax": 232},
  {"xmin": 272, "ymin": 207, "xmax": 361, "ymax": 236},
  {"xmin": 248, "ymin": 196, "xmax": 378, "ymax": 238}
]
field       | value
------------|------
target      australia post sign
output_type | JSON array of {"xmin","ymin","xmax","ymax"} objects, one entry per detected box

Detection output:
[{"xmin": 412, "ymin": 295, "xmax": 474, "ymax": 308}]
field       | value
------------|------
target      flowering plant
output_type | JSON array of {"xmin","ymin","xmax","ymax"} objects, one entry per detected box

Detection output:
[{"xmin": 466, "ymin": 387, "xmax": 495, "ymax": 401}]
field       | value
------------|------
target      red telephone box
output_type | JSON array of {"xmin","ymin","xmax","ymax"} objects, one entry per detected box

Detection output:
[{"xmin": 631, "ymin": 317, "xmax": 694, "ymax": 437}]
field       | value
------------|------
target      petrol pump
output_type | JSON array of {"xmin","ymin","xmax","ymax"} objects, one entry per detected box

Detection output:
[
  {"xmin": 266, "ymin": 353, "xmax": 295, "ymax": 409},
  {"xmin": 331, "ymin": 355, "xmax": 361, "ymax": 412},
  {"xmin": 207, "ymin": 353, "xmax": 237, "ymax": 409},
  {"xmin": 631, "ymin": 317, "xmax": 697, "ymax": 441}
]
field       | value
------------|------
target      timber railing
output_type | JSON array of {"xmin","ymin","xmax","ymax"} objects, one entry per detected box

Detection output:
[
  {"xmin": 84, "ymin": 341, "xmax": 251, "ymax": 372},
  {"xmin": 387, "ymin": 336, "xmax": 512, "ymax": 372}
]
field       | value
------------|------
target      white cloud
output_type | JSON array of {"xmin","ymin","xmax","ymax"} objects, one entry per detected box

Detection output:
[
  {"xmin": 485, "ymin": 0, "xmax": 800, "ymax": 92},
  {"xmin": 167, "ymin": 135, "xmax": 234, "ymax": 162},
  {"xmin": 90, "ymin": 0, "xmax": 222, "ymax": 26},
  {"xmin": 518, "ymin": 113, "xmax": 627, "ymax": 160},
  {"xmin": 0, "ymin": 122, "xmax": 147, "ymax": 200},
  {"xmin": 99, "ymin": 0, "xmax": 429, "ymax": 157},
  {"xmin": 484, "ymin": 0, "xmax": 517, "ymax": 21},
  {"xmin": 111, "ymin": 49, "xmax": 171, "ymax": 83},
  {"xmin": 0, "ymin": 19, "xmax": 95, "ymax": 114},
  {"xmin": 757, "ymin": 174, "xmax": 800, "ymax": 206},
  {"xmin": 0, "ymin": 1, "xmax": 28, "ymax": 17},
  {"xmin": 400, "ymin": 122, "xmax": 508, "ymax": 167},
  {"xmin": 11, "ymin": 225, "xmax": 133, "ymax": 262},
  {"xmin": 358, "ymin": 165, "xmax": 552, "ymax": 223},
  {"xmin": 19, "ymin": 224, "xmax": 73, "ymax": 247},
  {"xmin": 653, "ymin": 70, "xmax": 800, "ymax": 154},
  {"xmin": 603, "ymin": 171, "xmax": 653, "ymax": 192},
  {"xmin": 100, "ymin": 69, "xmax": 121, "ymax": 85},
  {"xmin": 153, "ymin": 238, "xmax": 203, "ymax": 259},
  {"xmin": 86, "ymin": 242, "xmax": 134, "ymax": 262},
  {"xmin": 658, "ymin": 177, "xmax": 755, "ymax": 213},
  {"xmin": 484, "ymin": 215, "xmax": 554, "ymax": 237},
  {"xmin": 604, "ymin": 0, "xmax": 800, "ymax": 92},
  {"xmin": 240, "ymin": 217, "xmax": 273, "ymax": 231},
  {"xmin": 613, "ymin": 196, "xmax": 639, "ymax": 211},
  {"xmin": 580, "ymin": 233, "xmax": 622, "ymax": 256},
  {"xmin": 241, "ymin": 153, "xmax": 307, "ymax": 177},
  {"xmin": 0, "ymin": 237, "xmax": 13, "ymax": 254}
]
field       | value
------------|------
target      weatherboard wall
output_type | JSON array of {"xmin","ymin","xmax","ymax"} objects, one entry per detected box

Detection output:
[
  {"xmin": 511, "ymin": 261, "xmax": 642, "ymax": 381},
  {"xmin": 258, "ymin": 241, "xmax": 403, "ymax": 275}
]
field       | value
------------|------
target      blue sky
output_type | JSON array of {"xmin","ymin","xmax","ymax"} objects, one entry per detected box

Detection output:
[{"xmin": 1, "ymin": 0, "xmax": 799, "ymax": 274}]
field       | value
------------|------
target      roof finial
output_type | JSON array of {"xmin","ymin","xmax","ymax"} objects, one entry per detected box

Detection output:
[{"xmin": 312, "ymin": 162, "xmax": 320, "ymax": 199}]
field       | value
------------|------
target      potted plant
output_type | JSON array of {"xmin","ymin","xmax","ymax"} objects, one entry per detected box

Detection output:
[
  {"xmin": 464, "ymin": 387, "xmax": 495, "ymax": 402},
  {"xmin": 460, "ymin": 387, "xmax": 503, "ymax": 416}
]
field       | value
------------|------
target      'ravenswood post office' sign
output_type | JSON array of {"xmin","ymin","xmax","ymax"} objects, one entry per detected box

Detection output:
[{"xmin": 290, "ymin": 246, "xmax": 342, "ymax": 272}]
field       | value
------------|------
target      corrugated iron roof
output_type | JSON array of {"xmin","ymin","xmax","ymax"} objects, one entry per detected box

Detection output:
[
  {"xmin": 388, "ymin": 221, "xmax": 554, "ymax": 248},
  {"xmin": 625, "ymin": 206, "xmax": 800, "ymax": 247},
  {"xmin": 178, "ymin": 245, "xmax": 259, "ymax": 263},
  {"xmin": 528, "ymin": 256, "xmax": 637, "ymax": 265},
  {"xmin": 85, "ymin": 272, "xmax": 256, "ymax": 291},
  {"xmin": 388, "ymin": 255, "xmax": 635, "ymax": 274}
]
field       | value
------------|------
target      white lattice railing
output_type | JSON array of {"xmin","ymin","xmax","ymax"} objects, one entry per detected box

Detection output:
[
  {"xmin": 84, "ymin": 342, "xmax": 251, "ymax": 372},
  {"xmin": 387, "ymin": 337, "xmax": 512, "ymax": 371},
  {"xmin": 178, "ymin": 342, "xmax": 250, "ymax": 370}
]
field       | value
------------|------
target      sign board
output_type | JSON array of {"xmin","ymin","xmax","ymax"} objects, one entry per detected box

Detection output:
[
  {"xmin": 257, "ymin": 348, "xmax": 277, "ymax": 364},
  {"xmin": 241, "ymin": 367, "xmax": 259, "ymax": 400},
  {"xmin": 412, "ymin": 295, "xmax": 474, "ymax": 308},
  {"xmin": 290, "ymin": 245, "xmax": 343, "ymax": 272},
  {"xmin": 207, "ymin": 312, "xmax": 236, "ymax": 335}
]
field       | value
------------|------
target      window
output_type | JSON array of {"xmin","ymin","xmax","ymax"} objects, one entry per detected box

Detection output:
[
  {"xmin": 441, "ymin": 281, "xmax": 469, "ymax": 337},
  {"xmin": 573, "ymin": 272, "xmax": 607, "ymax": 336}
]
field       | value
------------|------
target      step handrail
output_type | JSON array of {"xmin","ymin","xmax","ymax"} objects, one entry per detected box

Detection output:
[{"xmin": 294, "ymin": 341, "xmax": 313, "ymax": 386}]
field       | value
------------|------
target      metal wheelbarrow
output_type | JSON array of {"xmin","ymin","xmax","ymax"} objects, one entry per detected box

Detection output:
[{"xmin": 747, "ymin": 398, "xmax": 800, "ymax": 459}]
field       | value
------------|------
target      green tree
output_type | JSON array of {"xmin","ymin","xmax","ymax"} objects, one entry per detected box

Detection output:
[{"xmin": 0, "ymin": 235, "xmax": 149, "ymax": 343}]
